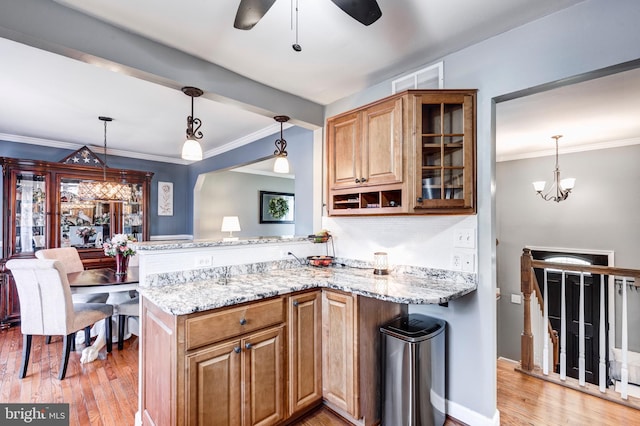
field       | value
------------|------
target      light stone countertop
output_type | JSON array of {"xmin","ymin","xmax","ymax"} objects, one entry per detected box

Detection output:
[{"xmin": 139, "ymin": 262, "xmax": 477, "ymax": 316}]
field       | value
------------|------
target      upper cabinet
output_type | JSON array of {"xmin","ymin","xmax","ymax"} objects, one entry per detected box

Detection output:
[
  {"xmin": 1, "ymin": 152, "xmax": 153, "ymax": 267},
  {"xmin": 326, "ymin": 89, "xmax": 476, "ymax": 216}
]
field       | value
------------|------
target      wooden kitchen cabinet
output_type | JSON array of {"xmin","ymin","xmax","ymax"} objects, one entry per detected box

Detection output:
[
  {"xmin": 142, "ymin": 296, "xmax": 287, "ymax": 426},
  {"xmin": 326, "ymin": 89, "xmax": 476, "ymax": 216},
  {"xmin": 408, "ymin": 90, "xmax": 477, "ymax": 214},
  {"xmin": 186, "ymin": 326, "xmax": 285, "ymax": 426},
  {"xmin": 288, "ymin": 291, "xmax": 323, "ymax": 416},
  {"xmin": 321, "ymin": 289, "xmax": 404, "ymax": 425}
]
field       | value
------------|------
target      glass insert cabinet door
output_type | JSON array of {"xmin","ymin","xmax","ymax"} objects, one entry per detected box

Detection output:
[
  {"xmin": 59, "ymin": 178, "xmax": 145, "ymax": 248},
  {"xmin": 413, "ymin": 91, "xmax": 475, "ymax": 212},
  {"xmin": 14, "ymin": 173, "xmax": 48, "ymax": 254}
]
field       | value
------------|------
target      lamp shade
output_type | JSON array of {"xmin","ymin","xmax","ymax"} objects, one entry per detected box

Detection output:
[
  {"xmin": 182, "ymin": 138, "xmax": 203, "ymax": 161},
  {"xmin": 221, "ymin": 216, "xmax": 241, "ymax": 233},
  {"xmin": 273, "ymin": 156, "xmax": 290, "ymax": 174},
  {"xmin": 560, "ymin": 178, "xmax": 576, "ymax": 190},
  {"xmin": 532, "ymin": 181, "xmax": 546, "ymax": 192}
]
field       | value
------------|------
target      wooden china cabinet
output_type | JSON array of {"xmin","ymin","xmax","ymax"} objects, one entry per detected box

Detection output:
[{"xmin": 0, "ymin": 148, "xmax": 153, "ymax": 326}]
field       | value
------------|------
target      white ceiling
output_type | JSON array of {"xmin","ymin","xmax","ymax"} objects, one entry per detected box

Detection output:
[{"xmin": 4, "ymin": 0, "xmax": 635, "ymax": 165}]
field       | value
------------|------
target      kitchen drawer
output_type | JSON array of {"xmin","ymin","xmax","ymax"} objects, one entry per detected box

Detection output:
[{"xmin": 185, "ymin": 296, "xmax": 285, "ymax": 350}]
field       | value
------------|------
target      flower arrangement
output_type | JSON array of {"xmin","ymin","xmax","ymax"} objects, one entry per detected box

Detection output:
[
  {"xmin": 76, "ymin": 227, "xmax": 96, "ymax": 238},
  {"xmin": 103, "ymin": 233, "xmax": 136, "ymax": 257}
]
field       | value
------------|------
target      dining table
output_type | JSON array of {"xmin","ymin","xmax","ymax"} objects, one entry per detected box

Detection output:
[{"xmin": 67, "ymin": 266, "xmax": 139, "ymax": 294}]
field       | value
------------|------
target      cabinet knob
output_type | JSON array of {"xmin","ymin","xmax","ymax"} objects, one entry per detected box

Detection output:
[
  {"xmin": 233, "ymin": 346, "xmax": 241, "ymax": 354},
  {"xmin": 360, "ymin": 177, "xmax": 367, "ymax": 183},
  {"xmin": 245, "ymin": 342, "xmax": 252, "ymax": 350},
  {"xmin": 239, "ymin": 318, "xmax": 247, "ymax": 325},
  {"xmin": 293, "ymin": 300, "xmax": 299, "ymax": 307},
  {"xmin": 355, "ymin": 178, "xmax": 361, "ymax": 183},
  {"xmin": 416, "ymin": 197, "xmax": 423, "ymax": 203}
]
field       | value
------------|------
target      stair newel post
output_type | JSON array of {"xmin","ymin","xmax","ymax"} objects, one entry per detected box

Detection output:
[{"xmin": 521, "ymin": 248, "xmax": 534, "ymax": 371}]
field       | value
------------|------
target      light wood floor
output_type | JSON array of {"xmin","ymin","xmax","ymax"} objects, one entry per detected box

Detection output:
[{"xmin": 1, "ymin": 325, "xmax": 638, "ymax": 425}]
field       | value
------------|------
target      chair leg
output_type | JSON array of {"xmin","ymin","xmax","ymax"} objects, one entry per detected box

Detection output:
[
  {"xmin": 71, "ymin": 332, "xmax": 76, "ymax": 352},
  {"xmin": 59, "ymin": 334, "xmax": 74, "ymax": 380},
  {"xmin": 84, "ymin": 326, "xmax": 91, "ymax": 347},
  {"xmin": 105, "ymin": 316, "xmax": 112, "ymax": 353},
  {"xmin": 118, "ymin": 315, "xmax": 126, "ymax": 350},
  {"xmin": 19, "ymin": 335, "xmax": 32, "ymax": 379},
  {"xmin": 45, "ymin": 336, "xmax": 52, "ymax": 345}
]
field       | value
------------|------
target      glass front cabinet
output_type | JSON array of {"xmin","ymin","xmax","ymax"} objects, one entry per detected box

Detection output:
[{"xmin": 1, "ymin": 154, "xmax": 153, "ymax": 326}]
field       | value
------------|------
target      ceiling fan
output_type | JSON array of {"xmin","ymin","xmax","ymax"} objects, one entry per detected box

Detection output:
[{"xmin": 234, "ymin": 0, "xmax": 382, "ymax": 30}]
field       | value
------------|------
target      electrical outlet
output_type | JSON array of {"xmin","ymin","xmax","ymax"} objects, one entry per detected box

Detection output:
[
  {"xmin": 195, "ymin": 255, "xmax": 212, "ymax": 268},
  {"xmin": 451, "ymin": 253, "xmax": 462, "ymax": 270},
  {"xmin": 453, "ymin": 228, "xmax": 475, "ymax": 249},
  {"xmin": 462, "ymin": 253, "xmax": 475, "ymax": 272}
]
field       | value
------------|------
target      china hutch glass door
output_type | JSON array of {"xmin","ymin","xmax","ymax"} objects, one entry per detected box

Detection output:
[{"xmin": 14, "ymin": 173, "xmax": 47, "ymax": 254}]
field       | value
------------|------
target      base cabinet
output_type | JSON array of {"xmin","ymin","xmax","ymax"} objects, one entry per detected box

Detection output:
[
  {"xmin": 186, "ymin": 326, "xmax": 285, "ymax": 426},
  {"xmin": 321, "ymin": 289, "xmax": 405, "ymax": 425}
]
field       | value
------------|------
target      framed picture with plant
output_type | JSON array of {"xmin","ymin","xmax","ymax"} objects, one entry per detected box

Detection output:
[{"xmin": 259, "ymin": 191, "xmax": 295, "ymax": 224}]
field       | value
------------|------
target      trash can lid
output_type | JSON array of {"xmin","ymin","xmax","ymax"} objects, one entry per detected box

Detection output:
[{"xmin": 381, "ymin": 314, "xmax": 445, "ymax": 341}]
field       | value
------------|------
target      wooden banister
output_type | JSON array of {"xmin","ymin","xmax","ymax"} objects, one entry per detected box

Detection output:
[{"xmin": 521, "ymin": 248, "xmax": 534, "ymax": 371}]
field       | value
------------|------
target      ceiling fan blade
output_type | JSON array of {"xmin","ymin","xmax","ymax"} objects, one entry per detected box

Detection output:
[
  {"xmin": 234, "ymin": 0, "xmax": 277, "ymax": 30},
  {"xmin": 329, "ymin": 0, "xmax": 382, "ymax": 26}
]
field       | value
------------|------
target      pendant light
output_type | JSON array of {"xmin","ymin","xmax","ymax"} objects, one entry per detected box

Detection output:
[
  {"xmin": 273, "ymin": 115, "xmax": 290, "ymax": 174},
  {"xmin": 181, "ymin": 86, "xmax": 204, "ymax": 161},
  {"xmin": 78, "ymin": 117, "xmax": 132, "ymax": 202}
]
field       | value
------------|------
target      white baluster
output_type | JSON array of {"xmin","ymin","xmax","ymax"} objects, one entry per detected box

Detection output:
[
  {"xmin": 560, "ymin": 271, "xmax": 566, "ymax": 381},
  {"xmin": 543, "ymin": 269, "xmax": 549, "ymax": 375},
  {"xmin": 579, "ymin": 272, "xmax": 585, "ymax": 386},
  {"xmin": 599, "ymin": 274, "xmax": 606, "ymax": 392},
  {"xmin": 621, "ymin": 277, "xmax": 629, "ymax": 399}
]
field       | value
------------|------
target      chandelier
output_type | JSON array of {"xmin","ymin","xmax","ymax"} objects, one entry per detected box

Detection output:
[
  {"xmin": 181, "ymin": 86, "xmax": 204, "ymax": 161},
  {"xmin": 78, "ymin": 117, "xmax": 132, "ymax": 202},
  {"xmin": 532, "ymin": 135, "xmax": 575, "ymax": 202},
  {"xmin": 273, "ymin": 115, "xmax": 290, "ymax": 173}
]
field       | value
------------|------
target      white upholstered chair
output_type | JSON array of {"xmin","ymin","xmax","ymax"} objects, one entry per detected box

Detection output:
[
  {"xmin": 6, "ymin": 258, "xmax": 113, "ymax": 379},
  {"xmin": 35, "ymin": 247, "xmax": 109, "ymax": 304}
]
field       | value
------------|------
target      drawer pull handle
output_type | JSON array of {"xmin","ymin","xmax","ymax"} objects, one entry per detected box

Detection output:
[
  {"xmin": 239, "ymin": 318, "xmax": 247, "ymax": 325},
  {"xmin": 293, "ymin": 300, "xmax": 299, "ymax": 307},
  {"xmin": 245, "ymin": 342, "xmax": 252, "ymax": 350},
  {"xmin": 233, "ymin": 346, "xmax": 241, "ymax": 354}
]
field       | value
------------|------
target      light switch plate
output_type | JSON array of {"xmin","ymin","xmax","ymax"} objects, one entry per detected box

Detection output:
[
  {"xmin": 511, "ymin": 294, "xmax": 522, "ymax": 304},
  {"xmin": 454, "ymin": 228, "xmax": 475, "ymax": 248}
]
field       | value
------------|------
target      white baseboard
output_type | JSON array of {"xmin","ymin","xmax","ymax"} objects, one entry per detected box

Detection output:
[{"xmin": 447, "ymin": 399, "xmax": 500, "ymax": 426}]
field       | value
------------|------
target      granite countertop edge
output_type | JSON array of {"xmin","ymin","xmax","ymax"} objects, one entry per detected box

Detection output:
[{"xmin": 139, "ymin": 262, "xmax": 477, "ymax": 316}]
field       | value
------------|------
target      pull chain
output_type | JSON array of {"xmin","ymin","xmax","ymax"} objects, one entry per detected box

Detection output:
[{"xmin": 291, "ymin": 0, "xmax": 301, "ymax": 52}]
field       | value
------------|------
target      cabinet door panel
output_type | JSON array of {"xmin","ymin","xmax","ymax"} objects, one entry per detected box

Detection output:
[
  {"xmin": 321, "ymin": 290, "xmax": 358, "ymax": 417},
  {"xmin": 289, "ymin": 291, "xmax": 322, "ymax": 415},
  {"xmin": 186, "ymin": 340, "xmax": 242, "ymax": 426},
  {"xmin": 362, "ymin": 96, "xmax": 403, "ymax": 186},
  {"xmin": 328, "ymin": 112, "xmax": 361, "ymax": 189},
  {"xmin": 244, "ymin": 326, "xmax": 285, "ymax": 426}
]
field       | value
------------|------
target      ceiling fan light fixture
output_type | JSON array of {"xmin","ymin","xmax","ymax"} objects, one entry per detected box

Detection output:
[
  {"xmin": 273, "ymin": 115, "xmax": 290, "ymax": 174},
  {"xmin": 181, "ymin": 86, "xmax": 204, "ymax": 162}
]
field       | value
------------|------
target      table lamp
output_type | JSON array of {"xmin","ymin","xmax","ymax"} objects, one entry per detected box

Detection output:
[{"xmin": 221, "ymin": 216, "xmax": 241, "ymax": 241}]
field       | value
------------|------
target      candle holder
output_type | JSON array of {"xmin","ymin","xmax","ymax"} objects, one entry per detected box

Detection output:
[{"xmin": 373, "ymin": 252, "xmax": 389, "ymax": 275}]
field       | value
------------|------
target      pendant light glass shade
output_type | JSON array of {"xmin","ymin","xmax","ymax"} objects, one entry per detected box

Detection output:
[
  {"xmin": 273, "ymin": 156, "xmax": 290, "ymax": 174},
  {"xmin": 182, "ymin": 138, "xmax": 203, "ymax": 161},
  {"xmin": 77, "ymin": 116, "xmax": 132, "ymax": 202}
]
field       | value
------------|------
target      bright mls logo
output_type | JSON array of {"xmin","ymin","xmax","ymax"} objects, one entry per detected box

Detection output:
[{"xmin": 1, "ymin": 404, "xmax": 69, "ymax": 425}]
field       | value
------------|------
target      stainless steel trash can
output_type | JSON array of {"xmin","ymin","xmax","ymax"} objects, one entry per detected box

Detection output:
[{"xmin": 380, "ymin": 314, "xmax": 446, "ymax": 426}]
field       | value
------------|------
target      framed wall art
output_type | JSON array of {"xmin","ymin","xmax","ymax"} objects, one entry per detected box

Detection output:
[
  {"xmin": 259, "ymin": 191, "xmax": 294, "ymax": 224},
  {"xmin": 158, "ymin": 181, "xmax": 174, "ymax": 216}
]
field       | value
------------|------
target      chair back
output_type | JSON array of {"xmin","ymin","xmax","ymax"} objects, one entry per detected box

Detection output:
[
  {"xmin": 35, "ymin": 247, "xmax": 84, "ymax": 273},
  {"xmin": 6, "ymin": 259, "xmax": 75, "ymax": 336}
]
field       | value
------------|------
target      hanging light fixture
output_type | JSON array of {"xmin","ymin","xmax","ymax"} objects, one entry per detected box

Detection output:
[
  {"xmin": 181, "ymin": 86, "xmax": 204, "ymax": 161},
  {"xmin": 78, "ymin": 117, "xmax": 132, "ymax": 202},
  {"xmin": 273, "ymin": 115, "xmax": 290, "ymax": 174},
  {"xmin": 532, "ymin": 135, "xmax": 576, "ymax": 202}
]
